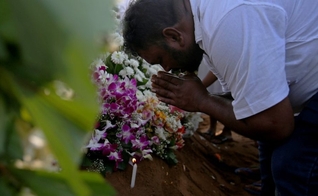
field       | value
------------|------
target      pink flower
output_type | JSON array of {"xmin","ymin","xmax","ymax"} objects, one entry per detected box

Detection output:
[
  {"xmin": 101, "ymin": 143, "xmax": 118, "ymax": 156},
  {"xmin": 108, "ymin": 151, "xmax": 123, "ymax": 162},
  {"xmin": 122, "ymin": 124, "xmax": 135, "ymax": 144},
  {"xmin": 107, "ymin": 151, "xmax": 123, "ymax": 169},
  {"xmin": 169, "ymin": 105, "xmax": 184, "ymax": 113},
  {"xmin": 151, "ymin": 136, "xmax": 160, "ymax": 145},
  {"xmin": 93, "ymin": 63, "xmax": 107, "ymax": 82},
  {"xmin": 131, "ymin": 135, "xmax": 150, "ymax": 150},
  {"xmin": 86, "ymin": 137, "xmax": 103, "ymax": 150}
]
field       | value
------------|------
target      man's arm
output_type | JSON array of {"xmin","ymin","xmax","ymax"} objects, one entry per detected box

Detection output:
[
  {"xmin": 201, "ymin": 71, "xmax": 217, "ymax": 88},
  {"xmin": 151, "ymin": 71, "xmax": 294, "ymax": 142}
]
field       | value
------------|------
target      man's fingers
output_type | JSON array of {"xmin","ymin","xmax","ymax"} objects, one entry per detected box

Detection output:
[
  {"xmin": 156, "ymin": 71, "xmax": 183, "ymax": 85},
  {"xmin": 158, "ymin": 71, "xmax": 200, "ymax": 82},
  {"xmin": 151, "ymin": 82, "xmax": 176, "ymax": 105},
  {"xmin": 156, "ymin": 95, "xmax": 175, "ymax": 106},
  {"xmin": 150, "ymin": 71, "xmax": 202, "ymax": 109},
  {"xmin": 151, "ymin": 82, "xmax": 174, "ymax": 98},
  {"xmin": 151, "ymin": 74, "xmax": 180, "ymax": 90}
]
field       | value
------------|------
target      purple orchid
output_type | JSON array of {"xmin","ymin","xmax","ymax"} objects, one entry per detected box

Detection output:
[
  {"xmin": 131, "ymin": 135, "xmax": 150, "ymax": 151},
  {"xmin": 121, "ymin": 124, "xmax": 136, "ymax": 144}
]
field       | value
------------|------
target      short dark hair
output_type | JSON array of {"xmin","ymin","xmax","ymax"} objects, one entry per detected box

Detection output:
[{"xmin": 123, "ymin": 0, "xmax": 182, "ymax": 56}]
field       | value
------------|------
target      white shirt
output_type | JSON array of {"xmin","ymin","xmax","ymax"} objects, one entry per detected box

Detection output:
[
  {"xmin": 198, "ymin": 57, "xmax": 229, "ymax": 94},
  {"xmin": 189, "ymin": 0, "xmax": 318, "ymax": 119}
]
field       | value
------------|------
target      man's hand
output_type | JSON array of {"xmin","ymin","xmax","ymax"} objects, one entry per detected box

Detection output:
[
  {"xmin": 151, "ymin": 71, "xmax": 209, "ymax": 112},
  {"xmin": 151, "ymin": 71, "xmax": 294, "ymax": 142}
]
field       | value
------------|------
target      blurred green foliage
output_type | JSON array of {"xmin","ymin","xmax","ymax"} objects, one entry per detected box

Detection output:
[{"xmin": 0, "ymin": 0, "xmax": 117, "ymax": 195}]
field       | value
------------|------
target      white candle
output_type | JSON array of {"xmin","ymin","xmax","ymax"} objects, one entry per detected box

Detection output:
[{"xmin": 130, "ymin": 158, "xmax": 137, "ymax": 188}]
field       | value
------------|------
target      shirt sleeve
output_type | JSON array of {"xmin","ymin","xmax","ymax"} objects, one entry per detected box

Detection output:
[{"xmin": 206, "ymin": 4, "xmax": 289, "ymax": 119}]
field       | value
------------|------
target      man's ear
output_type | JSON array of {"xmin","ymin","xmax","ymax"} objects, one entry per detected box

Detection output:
[{"xmin": 162, "ymin": 27, "xmax": 185, "ymax": 47}]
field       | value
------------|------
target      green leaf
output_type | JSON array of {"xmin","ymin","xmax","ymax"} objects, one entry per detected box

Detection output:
[
  {"xmin": 1, "ymin": 0, "xmax": 117, "ymax": 195},
  {"xmin": 80, "ymin": 171, "xmax": 116, "ymax": 196},
  {"xmin": 0, "ymin": 0, "xmax": 18, "ymax": 42},
  {"xmin": 40, "ymin": 82, "xmax": 98, "ymax": 132},
  {"xmin": 0, "ymin": 94, "xmax": 23, "ymax": 161},
  {"xmin": 114, "ymin": 64, "xmax": 124, "ymax": 75},
  {"xmin": 20, "ymin": 90, "xmax": 85, "ymax": 160},
  {"xmin": 165, "ymin": 151, "xmax": 178, "ymax": 166},
  {"xmin": 0, "ymin": 177, "xmax": 15, "ymax": 196},
  {"xmin": 137, "ymin": 78, "xmax": 149, "ymax": 86},
  {"xmin": 0, "ymin": 37, "xmax": 7, "ymax": 60},
  {"xmin": 10, "ymin": 168, "xmax": 116, "ymax": 196},
  {"xmin": 0, "ymin": 95, "xmax": 6, "ymax": 155},
  {"xmin": 6, "ymin": 118, "xmax": 23, "ymax": 161},
  {"xmin": 11, "ymin": 168, "xmax": 78, "ymax": 196},
  {"xmin": 7, "ymin": 0, "xmax": 115, "ymax": 85},
  {"xmin": 106, "ymin": 54, "xmax": 115, "ymax": 73},
  {"xmin": 18, "ymin": 89, "xmax": 90, "ymax": 196}
]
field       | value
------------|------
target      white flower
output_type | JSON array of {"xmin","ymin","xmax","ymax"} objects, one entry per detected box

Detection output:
[
  {"xmin": 155, "ymin": 127, "xmax": 167, "ymax": 140},
  {"xmin": 130, "ymin": 123, "xmax": 139, "ymax": 129},
  {"xmin": 108, "ymin": 151, "xmax": 122, "ymax": 161},
  {"xmin": 143, "ymin": 90, "xmax": 154, "ymax": 97},
  {"xmin": 118, "ymin": 69, "xmax": 126, "ymax": 77},
  {"xmin": 141, "ymin": 60, "xmax": 150, "ymax": 69},
  {"xmin": 186, "ymin": 112, "xmax": 203, "ymax": 132},
  {"xmin": 134, "ymin": 68, "xmax": 146, "ymax": 79},
  {"xmin": 152, "ymin": 64, "xmax": 163, "ymax": 72},
  {"xmin": 94, "ymin": 129, "xmax": 106, "ymax": 141},
  {"xmin": 143, "ymin": 154, "xmax": 153, "ymax": 160},
  {"xmin": 136, "ymin": 90, "xmax": 146, "ymax": 102},
  {"xmin": 142, "ymin": 149, "xmax": 153, "ymax": 160},
  {"xmin": 166, "ymin": 117, "xmax": 182, "ymax": 132},
  {"xmin": 86, "ymin": 137, "xmax": 103, "ymax": 150},
  {"xmin": 141, "ymin": 59, "xmax": 150, "ymax": 68},
  {"xmin": 111, "ymin": 51, "xmax": 127, "ymax": 64},
  {"xmin": 147, "ymin": 67, "xmax": 159, "ymax": 75},
  {"xmin": 98, "ymin": 72, "xmax": 109, "ymax": 84},
  {"xmin": 135, "ymin": 74, "xmax": 143, "ymax": 82},
  {"xmin": 125, "ymin": 58, "xmax": 139, "ymax": 68},
  {"xmin": 126, "ymin": 66, "xmax": 135, "ymax": 76},
  {"xmin": 144, "ymin": 80, "xmax": 152, "ymax": 89},
  {"xmin": 103, "ymin": 120, "xmax": 116, "ymax": 131},
  {"xmin": 157, "ymin": 103, "xmax": 169, "ymax": 112},
  {"xmin": 119, "ymin": 66, "xmax": 134, "ymax": 77}
]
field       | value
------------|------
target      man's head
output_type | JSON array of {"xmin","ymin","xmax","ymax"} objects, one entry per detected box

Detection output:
[{"xmin": 123, "ymin": 0, "xmax": 204, "ymax": 72}]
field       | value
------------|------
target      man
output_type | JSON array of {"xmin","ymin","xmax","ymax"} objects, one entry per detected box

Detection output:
[{"xmin": 123, "ymin": 0, "xmax": 318, "ymax": 195}]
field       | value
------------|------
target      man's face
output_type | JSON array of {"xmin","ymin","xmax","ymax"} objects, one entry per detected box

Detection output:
[{"xmin": 138, "ymin": 42, "xmax": 204, "ymax": 73}]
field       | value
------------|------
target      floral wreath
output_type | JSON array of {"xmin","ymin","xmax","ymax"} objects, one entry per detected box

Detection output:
[{"xmin": 82, "ymin": 11, "xmax": 202, "ymax": 173}]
